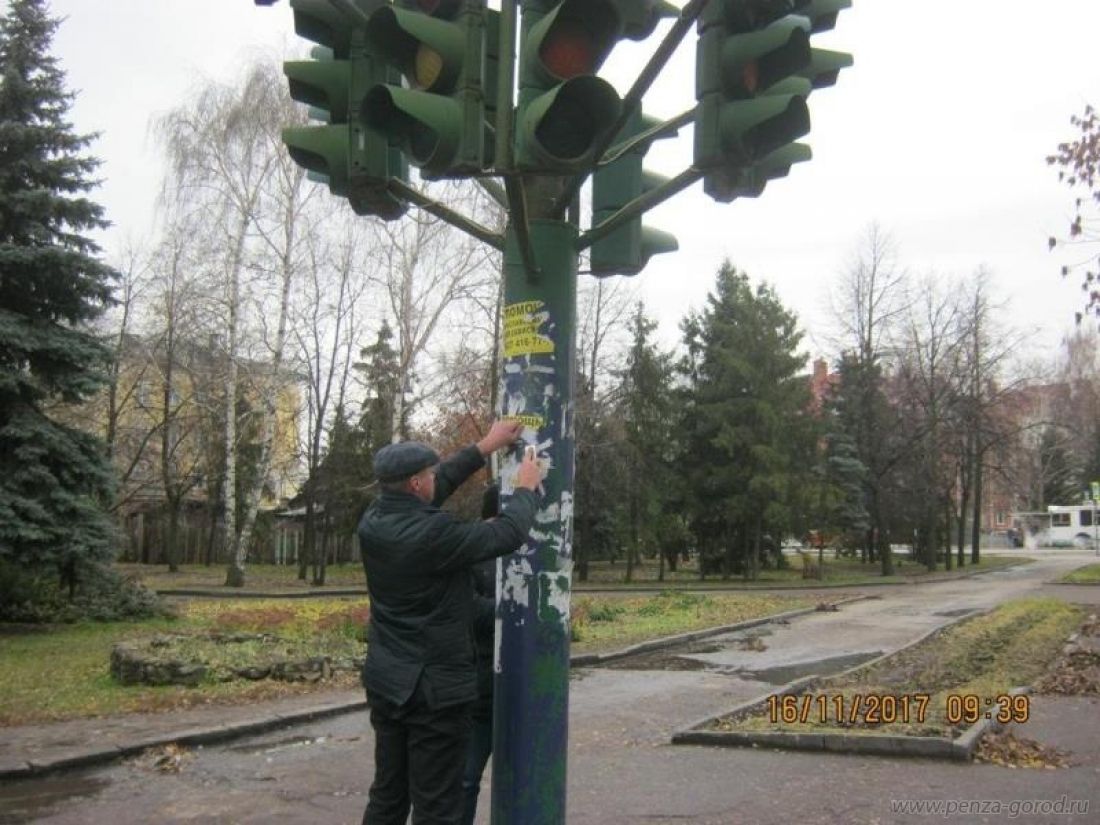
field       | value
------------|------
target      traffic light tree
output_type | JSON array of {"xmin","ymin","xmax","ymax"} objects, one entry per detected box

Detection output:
[{"xmin": 258, "ymin": 1, "xmax": 851, "ymax": 821}]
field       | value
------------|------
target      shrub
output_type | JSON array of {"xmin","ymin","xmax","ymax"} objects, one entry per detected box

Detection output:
[{"xmin": 0, "ymin": 561, "xmax": 171, "ymax": 623}]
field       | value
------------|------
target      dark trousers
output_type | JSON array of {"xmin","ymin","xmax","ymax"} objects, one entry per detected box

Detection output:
[
  {"xmin": 459, "ymin": 705, "xmax": 493, "ymax": 825},
  {"xmin": 364, "ymin": 687, "xmax": 472, "ymax": 825}
]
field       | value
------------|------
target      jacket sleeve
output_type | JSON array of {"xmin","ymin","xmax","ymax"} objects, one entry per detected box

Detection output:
[
  {"xmin": 432, "ymin": 444, "xmax": 486, "ymax": 507},
  {"xmin": 427, "ymin": 488, "xmax": 540, "ymax": 573}
]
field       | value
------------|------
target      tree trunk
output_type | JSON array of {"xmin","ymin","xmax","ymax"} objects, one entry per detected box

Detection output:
[
  {"xmin": 228, "ymin": 205, "xmax": 296, "ymax": 585},
  {"xmin": 971, "ymin": 450, "xmax": 983, "ymax": 564},
  {"xmin": 166, "ymin": 504, "xmax": 181, "ymax": 573},
  {"xmin": 314, "ymin": 513, "xmax": 329, "ymax": 586},
  {"xmin": 872, "ymin": 493, "xmax": 894, "ymax": 575},
  {"xmin": 956, "ymin": 486, "xmax": 969, "ymax": 568},
  {"xmin": 942, "ymin": 501, "xmax": 953, "ymax": 571},
  {"xmin": 301, "ymin": 497, "xmax": 316, "ymax": 581},
  {"xmin": 223, "ymin": 211, "xmax": 249, "ymax": 588},
  {"xmin": 625, "ymin": 468, "xmax": 638, "ymax": 584}
]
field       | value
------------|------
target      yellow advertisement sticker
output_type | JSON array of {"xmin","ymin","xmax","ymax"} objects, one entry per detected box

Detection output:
[
  {"xmin": 503, "ymin": 301, "xmax": 554, "ymax": 357},
  {"xmin": 503, "ymin": 414, "xmax": 545, "ymax": 429}
]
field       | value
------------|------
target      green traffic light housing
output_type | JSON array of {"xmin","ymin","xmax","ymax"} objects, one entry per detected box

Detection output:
[
  {"xmin": 800, "ymin": 0, "xmax": 852, "ymax": 33},
  {"xmin": 360, "ymin": 1, "xmax": 491, "ymax": 178},
  {"xmin": 693, "ymin": 0, "xmax": 850, "ymax": 202},
  {"xmin": 280, "ymin": 0, "xmax": 407, "ymax": 220},
  {"xmin": 365, "ymin": 6, "xmax": 466, "ymax": 92},
  {"xmin": 699, "ymin": 18, "xmax": 811, "ymax": 99},
  {"xmin": 801, "ymin": 47, "xmax": 854, "ymax": 88},
  {"xmin": 283, "ymin": 59, "xmax": 350, "ymax": 121},
  {"xmin": 516, "ymin": 77, "xmax": 623, "ymax": 171},
  {"xmin": 591, "ymin": 112, "xmax": 679, "ymax": 276},
  {"xmin": 514, "ymin": 0, "xmax": 626, "ymax": 172},
  {"xmin": 362, "ymin": 85, "xmax": 463, "ymax": 175},
  {"xmin": 608, "ymin": 0, "xmax": 680, "ymax": 42},
  {"xmin": 703, "ymin": 141, "xmax": 811, "ymax": 202}
]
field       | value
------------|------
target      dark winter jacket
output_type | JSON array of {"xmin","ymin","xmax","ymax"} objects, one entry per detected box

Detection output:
[
  {"xmin": 358, "ymin": 444, "xmax": 538, "ymax": 709},
  {"xmin": 470, "ymin": 558, "xmax": 496, "ymax": 714}
]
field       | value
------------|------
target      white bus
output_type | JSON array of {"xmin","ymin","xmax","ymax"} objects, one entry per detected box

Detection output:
[{"xmin": 1012, "ymin": 504, "xmax": 1099, "ymax": 548}]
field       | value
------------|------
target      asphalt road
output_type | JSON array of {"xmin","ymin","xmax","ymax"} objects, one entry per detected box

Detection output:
[{"xmin": 3, "ymin": 550, "xmax": 1098, "ymax": 825}]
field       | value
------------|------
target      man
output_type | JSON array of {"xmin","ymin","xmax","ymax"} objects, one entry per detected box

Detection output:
[{"xmin": 358, "ymin": 420, "xmax": 541, "ymax": 824}]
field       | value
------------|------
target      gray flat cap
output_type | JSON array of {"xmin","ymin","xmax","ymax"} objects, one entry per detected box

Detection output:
[{"xmin": 374, "ymin": 441, "xmax": 440, "ymax": 483}]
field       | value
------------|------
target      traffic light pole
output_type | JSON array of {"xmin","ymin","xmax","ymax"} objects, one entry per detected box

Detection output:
[
  {"xmin": 261, "ymin": 3, "xmax": 852, "ymax": 823},
  {"xmin": 493, "ymin": 217, "xmax": 577, "ymax": 825}
]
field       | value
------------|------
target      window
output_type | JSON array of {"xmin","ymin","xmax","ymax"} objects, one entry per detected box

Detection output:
[
  {"xmin": 1082, "ymin": 510, "xmax": 1094, "ymax": 527},
  {"xmin": 1052, "ymin": 513, "xmax": 1071, "ymax": 527}
]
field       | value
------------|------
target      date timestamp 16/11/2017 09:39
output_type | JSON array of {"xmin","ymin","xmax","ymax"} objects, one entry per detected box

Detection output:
[{"xmin": 765, "ymin": 693, "xmax": 1032, "ymax": 726}]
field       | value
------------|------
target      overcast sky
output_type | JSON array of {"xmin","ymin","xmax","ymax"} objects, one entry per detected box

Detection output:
[{"xmin": 43, "ymin": 0, "xmax": 1100, "ymax": 364}]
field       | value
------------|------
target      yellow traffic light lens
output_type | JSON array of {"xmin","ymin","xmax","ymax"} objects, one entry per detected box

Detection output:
[{"xmin": 414, "ymin": 44, "xmax": 444, "ymax": 90}]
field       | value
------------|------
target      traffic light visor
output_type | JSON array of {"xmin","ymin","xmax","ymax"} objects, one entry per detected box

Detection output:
[
  {"xmin": 365, "ymin": 6, "xmax": 465, "ymax": 92},
  {"xmin": 528, "ymin": 1, "xmax": 621, "ymax": 83},
  {"xmin": 363, "ymin": 84, "xmax": 462, "ymax": 172},
  {"xmin": 527, "ymin": 76, "xmax": 623, "ymax": 165}
]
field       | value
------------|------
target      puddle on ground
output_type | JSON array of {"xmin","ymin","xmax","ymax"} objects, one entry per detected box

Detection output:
[
  {"xmin": 0, "ymin": 774, "xmax": 110, "ymax": 824},
  {"xmin": 739, "ymin": 651, "xmax": 882, "ymax": 684},
  {"xmin": 934, "ymin": 608, "xmax": 977, "ymax": 618}
]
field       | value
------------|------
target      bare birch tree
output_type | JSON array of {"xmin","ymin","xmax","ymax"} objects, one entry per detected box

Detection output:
[{"xmin": 157, "ymin": 58, "xmax": 312, "ymax": 586}]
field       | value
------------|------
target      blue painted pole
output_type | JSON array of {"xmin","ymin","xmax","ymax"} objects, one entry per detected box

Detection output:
[{"xmin": 492, "ymin": 219, "xmax": 577, "ymax": 824}]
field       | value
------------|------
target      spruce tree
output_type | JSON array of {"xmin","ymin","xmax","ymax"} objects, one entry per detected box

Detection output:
[
  {"xmin": 0, "ymin": 0, "xmax": 118, "ymax": 587},
  {"xmin": 680, "ymin": 262, "xmax": 810, "ymax": 579}
]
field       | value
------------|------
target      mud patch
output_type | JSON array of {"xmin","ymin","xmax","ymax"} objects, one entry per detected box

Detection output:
[
  {"xmin": 0, "ymin": 774, "xmax": 110, "ymax": 824},
  {"xmin": 600, "ymin": 643, "xmax": 725, "ymax": 671}
]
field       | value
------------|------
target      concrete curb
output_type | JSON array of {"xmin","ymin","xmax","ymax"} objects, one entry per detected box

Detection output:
[
  {"xmin": 0, "ymin": 699, "xmax": 368, "ymax": 781},
  {"xmin": 153, "ymin": 560, "xmax": 1028, "ymax": 600},
  {"xmin": 569, "ymin": 596, "xmax": 869, "ymax": 667},
  {"xmin": 669, "ymin": 608, "xmax": 1020, "ymax": 760},
  {"xmin": 1046, "ymin": 581, "xmax": 1100, "ymax": 587},
  {"xmin": 156, "ymin": 588, "xmax": 369, "ymax": 599}
]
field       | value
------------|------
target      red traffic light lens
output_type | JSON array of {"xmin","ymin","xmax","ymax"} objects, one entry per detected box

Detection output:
[
  {"xmin": 741, "ymin": 60, "xmax": 760, "ymax": 95},
  {"xmin": 539, "ymin": 19, "xmax": 597, "ymax": 80}
]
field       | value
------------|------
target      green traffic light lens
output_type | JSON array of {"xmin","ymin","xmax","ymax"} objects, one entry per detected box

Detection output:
[{"xmin": 536, "ymin": 101, "xmax": 594, "ymax": 160}]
